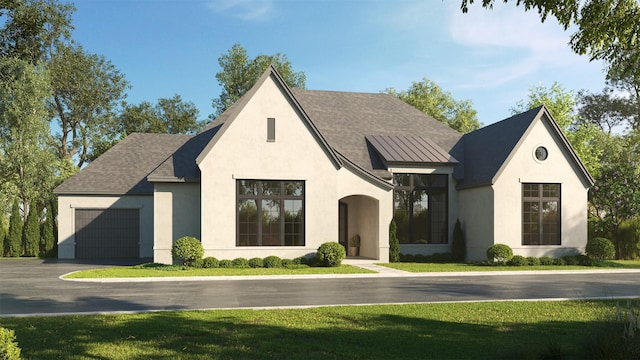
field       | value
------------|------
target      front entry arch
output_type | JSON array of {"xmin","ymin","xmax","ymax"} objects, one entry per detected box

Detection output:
[{"xmin": 338, "ymin": 195, "xmax": 379, "ymax": 259}]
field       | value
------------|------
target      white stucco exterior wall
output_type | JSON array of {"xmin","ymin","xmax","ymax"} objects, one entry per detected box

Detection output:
[
  {"xmin": 457, "ymin": 186, "xmax": 495, "ymax": 261},
  {"xmin": 57, "ymin": 195, "xmax": 154, "ymax": 259},
  {"xmin": 492, "ymin": 116, "xmax": 590, "ymax": 258},
  {"xmin": 153, "ymin": 183, "xmax": 201, "ymax": 264},
  {"xmin": 196, "ymin": 75, "xmax": 391, "ymax": 261}
]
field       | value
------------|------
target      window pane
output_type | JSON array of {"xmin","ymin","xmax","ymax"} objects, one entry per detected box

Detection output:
[
  {"xmin": 394, "ymin": 190, "xmax": 411, "ymax": 244},
  {"xmin": 412, "ymin": 190, "xmax": 429, "ymax": 244},
  {"xmin": 238, "ymin": 180, "xmax": 258, "ymax": 196},
  {"xmin": 393, "ymin": 174, "xmax": 411, "ymax": 187},
  {"xmin": 284, "ymin": 181, "xmax": 303, "ymax": 196},
  {"xmin": 429, "ymin": 192, "xmax": 447, "ymax": 244},
  {"xmin": 262, "ymin": 181, "xmax": 281, "ymax": 196},
  {"xmin": 523, "ymin": 201, "xmax": 539, "ymax": 245},
  {"xmin": 523, "ymin": 184, "xmax": 538, "ymax": 198},
  {"xmin": 522, "ymin": 183, "xmax": 561, "ymax": 246},
  {"xmin": 542, "ymin": 201, "xmax": 560, "ymax": 245},
  {"xmin": 261, "ymin": 199, "xmax": 281, "ymax": 245},
  {"xmin": 543, "ymin": 184, "xmax": 560, "ymax": 198},
  {"xmin": 284, "ymin": 199, "xmax": 303, "ymax": 246},
  {"xmin": 238, "ymin": 199, "xmax": 258, "ymax": 246}
]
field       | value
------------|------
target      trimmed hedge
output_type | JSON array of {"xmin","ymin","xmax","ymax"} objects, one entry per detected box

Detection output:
[
  {"xmin": 317, "ymin": 242, "xmax": 346, "ymax": 267},
  {"xmin": 232, "ymin": 257, "xmax": 250, "ymax": 268},
  {"xmin": 171, "ymin": 236, "xmax": 204, "ymax": 266},
  {"xmin": 263, "ymin": 256, "xmax": 282, "ymax": 268},
  {"xmin": 509, "ymin": 255, "xmax": 528, "ymax": 266},
  {"xmin": 202, "ymin": 257, "xmax": 219, "ymax": 268},
  {"xmin": 586, "ymin": 237, "xmax": 616, "ymax": 260},
  {"xmin": 486, "ymin": 244, "xmax": 513, "ymax": 265},
  {"xmin": 248, "ymin": 257, "xmax": 263, "ymax": 268}
]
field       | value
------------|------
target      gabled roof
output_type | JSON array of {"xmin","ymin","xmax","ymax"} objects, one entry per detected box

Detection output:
[
  {"xmin": 291, "ymin": 88, "xmax": 462, "ymax": 179},
  {"xmin": 365, "ymin": 135, "xmax": 458, "ymax": 165},
  {"xmin": 455, "ymin": 105, "xmax": 594, "ymax": 189},
  {"xmin": 53, "ymin": 133, "xmax": 190, "ymax": 195}
]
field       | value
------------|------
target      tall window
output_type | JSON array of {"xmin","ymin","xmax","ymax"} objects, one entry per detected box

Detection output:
[
  {"xmin": 393, "ymin": 174, "xmax": 448, "ymax": 244},
  {"xmin": 522, "ymin": 183, "xmax": 561, "ymax": 245},
  {"xmin": 237, "ymin": 180, "xmax": 304, "ymax": 246}
]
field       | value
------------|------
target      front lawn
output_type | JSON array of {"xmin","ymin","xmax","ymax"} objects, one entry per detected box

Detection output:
[
  {"xmin": 64, "ymin": 264, "xmax": 375, "ymax": 279},
  {"xmin": 1, "ymin": 300, "xmax": 637, "ymax": 359},
  {"xmin": 380, "ymin": 260, "xmax": 640, "ymax": 272}
]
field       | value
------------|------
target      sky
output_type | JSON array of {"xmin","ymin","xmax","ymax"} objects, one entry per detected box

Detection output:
[{"xmin": 70, "ymin": 0, "xmax": 609, "ymax": 126}]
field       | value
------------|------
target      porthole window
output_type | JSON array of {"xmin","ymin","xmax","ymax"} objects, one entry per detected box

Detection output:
[{"xmin": 535, "ymin": 146, "xmax": 548, "ymax": 161}]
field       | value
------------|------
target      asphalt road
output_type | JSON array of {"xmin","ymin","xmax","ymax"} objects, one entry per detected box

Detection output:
[{"xmin": 1, "ymin": 259, "xmax": 639, "ymax": 317}]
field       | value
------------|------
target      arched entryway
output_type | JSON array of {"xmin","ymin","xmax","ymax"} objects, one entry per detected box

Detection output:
[{"xmin": 338, "ymin": 195, "xmax": 379, "ymax": 259}]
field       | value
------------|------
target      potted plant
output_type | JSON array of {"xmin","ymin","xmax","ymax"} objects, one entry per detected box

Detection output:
[{"xmin": 348, "ymin": 234, "xmax": 360, "ymax": 257}]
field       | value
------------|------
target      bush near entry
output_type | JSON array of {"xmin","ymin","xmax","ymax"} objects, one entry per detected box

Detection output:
[
  {"xmin": 486, "ymin": 244, "xmax": 513, "ymax": 265},
  {"xmin": 171, "ymin": 236, "xmax": 204, "ymax": 266},
  {"xmin": 317, "ymin": 242, "xmax": 346, "ymax": 267},
  {"xmin": 586, "ymin": 237, "xmax": 616, "ymax": 260}
]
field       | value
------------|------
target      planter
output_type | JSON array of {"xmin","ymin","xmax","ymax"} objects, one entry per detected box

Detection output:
[{"xmin": 348, "ymin": 246, "xmax": 359, "ymax": 257}]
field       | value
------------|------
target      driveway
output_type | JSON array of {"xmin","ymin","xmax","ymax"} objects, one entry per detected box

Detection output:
[{"xmin": 1, "ymin": 259, "xmax": 639, "ymax": 317}]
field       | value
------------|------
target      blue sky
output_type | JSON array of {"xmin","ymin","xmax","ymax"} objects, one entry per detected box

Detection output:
[{"xmin": 71, "ymin": 0, "xmax": 608, "ymax": 125}]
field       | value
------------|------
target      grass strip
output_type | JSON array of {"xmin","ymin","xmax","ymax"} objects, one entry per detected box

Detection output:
[
  {"xmin": 380, "ymin": 260, "xmax": 640, "ymax": 272},
  {"xmin": 1, "ymin": 300, "xmax": 636, "ymax": 359}
]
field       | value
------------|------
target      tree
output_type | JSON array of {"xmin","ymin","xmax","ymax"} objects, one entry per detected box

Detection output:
[
  {"xmin": 212, "ymin": 43, "xmax": 306, "ymax": 117},
  {"xmin": 386, "ymin": 79, "xmax": 481, "ymax": 133},
  {"xmin": 0, "ymin": 0, "xmax": 74, "ymax": 64},
  {"xmin": 0, "ymin": 211, "xmax": 7, "ymax": 257},
  {"xmin": 48, "ymin": 44, "xmax": 129, "ymax": 168},
  {"xmin": 389, "ymin": 219, "xmax": 400, "ymax": 263},
  {"xmin": 6, "ymin": 200, "xmax": 22, "ymax": 257},
  {"xmin": 511, "ymin": 82, "xmax": 603, "ymax": 177},
  {"xmin": 460, "ymin": 0, "xmax": 640, "ymax": 82},
  {"xmin": 40, "ymin": 202, "xmax": 55, "ymax": 256},
  {"xmin": 0, "ymin": 58, "xmax": 58, "ymax": 215},
  {"xmin": 22, "ymin": 201, "xmax": 39, "ymax": 257}
]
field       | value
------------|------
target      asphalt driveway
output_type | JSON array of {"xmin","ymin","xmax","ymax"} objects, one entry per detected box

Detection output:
[{"xmin": 1, "ymin": 259, "xmax": 639, "ymax": 317}]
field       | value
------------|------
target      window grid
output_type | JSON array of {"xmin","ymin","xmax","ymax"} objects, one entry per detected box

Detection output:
[
  {"xmin": 237, "ymin": 180, "xmax": 304, "ymax": 246},
  {"xmin": 522, "ymin": 183, "xmax": 561, "ymax": 245}
]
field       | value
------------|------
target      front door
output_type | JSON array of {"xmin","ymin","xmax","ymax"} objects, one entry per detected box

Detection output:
[{"xmin": 338, "ymin": 202, "xmax": 348, "ymax": 251}]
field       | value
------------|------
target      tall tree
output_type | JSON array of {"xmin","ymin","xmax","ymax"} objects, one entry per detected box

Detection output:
[
  {"xmin": 0, "ymin": 58, "xmax": 57, "ymax": 215},
  {"xmin": 386, "ymin": 78, "xmax": 482, "ymax": 133},
  {"xmin": 212, "ymin": 43, "xmax": 306, "ymax": 117},
  {"xmin": 40, "ymin": 201, "xmax": 55, "ymax": 257},
  {"xmin": 22, "ymin": 200, "xmax": 39, "ymax": 257},
  {"xmin": 511, "ymin": 82, "xmax": 603, "ymax": 177},
  {"xmin": 48, "ymin": 44, "xmax": 129, "ymax": 168},
  {"xmin": 460, "ymin": 0, "xmax": 640, "ymax": 81},
  {"xmin": 6, "ymin": 199, "xmax": 22, "ymax": 257},
  {"xmin": 0, "ymin": 0, "xmax": 74, "ymax": 64}
]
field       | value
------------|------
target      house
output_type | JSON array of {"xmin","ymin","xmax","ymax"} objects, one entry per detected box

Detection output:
[{"xmin": 54, "ymin": 66, "xmax": 594, "ymax": 263}]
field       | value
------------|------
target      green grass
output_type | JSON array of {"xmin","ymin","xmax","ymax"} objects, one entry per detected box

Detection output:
[
  {"xmin": 380, "ymin": 260, "xmax": 640, "ymax": 272},
  {"xmin": 64, "ymin": 264, "xmax": 375, "ymax": 279},
  {"xmin": 1, "ymin": 300, "xmax": 637, "ymax": 359}
]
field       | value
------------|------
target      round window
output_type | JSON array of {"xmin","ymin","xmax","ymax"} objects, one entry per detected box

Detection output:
[{"xmin": 535, "ymin": 146, "xmax": 548, "ymax": 161}]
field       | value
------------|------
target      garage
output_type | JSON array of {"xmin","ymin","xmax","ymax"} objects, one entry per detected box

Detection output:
[{"xmin": 74, "ymin": 209, "xmax": 140, "ymax": 259}]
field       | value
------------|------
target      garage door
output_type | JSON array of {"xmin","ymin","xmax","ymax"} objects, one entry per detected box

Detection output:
[{"xmin": 75, "ymin": 209, "xmax": 140, "ymax": 259}]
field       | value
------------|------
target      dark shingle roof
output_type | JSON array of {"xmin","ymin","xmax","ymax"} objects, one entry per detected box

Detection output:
[
  {"xmin": 54, "ymin": 133, "xmax": 190, "ymax": 195},
  {"xmin": 291, "ymin": 89, "xmax": 462, "ymax": 179}
]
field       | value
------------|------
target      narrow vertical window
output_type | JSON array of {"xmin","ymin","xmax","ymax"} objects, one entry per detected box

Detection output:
[
  {"xmin": 522, "ymin": 183, "xmax": 561, "ymax": 245},
  {"xmin": 267, "ymin": 117, "xmax": 275, "ymax": 142}
]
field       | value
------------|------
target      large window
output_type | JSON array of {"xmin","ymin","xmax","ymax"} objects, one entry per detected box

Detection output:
[
  {"xmin": 393, "ymin": 174, "xmax": 448, "ymax": 244},
  {"xmin": 237, "ymin": 180, "xmax": 304, "ymax": 246},
  {"xmin": 522, "ymin": 183, "xmax": 561, "ymax": 245}
]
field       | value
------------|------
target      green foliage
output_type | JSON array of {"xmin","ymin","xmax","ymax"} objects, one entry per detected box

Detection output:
[
  {"xmin": 348, "ymin": 234, "xmax": 360, "ymax": 247},
  {"xmin": 562, "ymin": 255, "xmax": 581, "ymax": 265},
  {"xmin": 7, "ymin": 200, "xmax": 23, "ymax": 257},
  {"xmin": 486, "ymin": 244, "xmax": 513, "ymax": 265},
  {"xmin": 22, "ymin": 202, "xmax": 39, "ymax": 257},
  {"xmin": 231, "ymin": 258, "xmax": 249, "ymax": 268},
  {"xmin": 509, "ymin": 255, "xmax": 528, "ymax": 266},
  {"xmin": 263, "ymin": 256, "xmax": 282, "ymax": 268},
  {"xmin": 553, "ymin": 257, "xmax": 566, "ymax": 266},
  {"xmin": 40, "ymin": 203, "xmax": 55, "ymax": 257},
  {"xmin": 526, "ymin": 256, "xmax": 541, "ymax": 266},
  {"xmin": 389, "ymin": 219, "xmax": 400, "ymax": 263},
  {"xmin": 386, "ymin": 78, "xmax": 481, "ymax": 133},
  {"xmin": 202, "ymin": 257, "xmax": 219, "ymax": 269},
  {"xmin": 586, "ymin": 237, "xmax": 616, "ymax": 260},
  {"xmin": 451, "ymin": 219, "xmax": 466, "ymax": 262},
  {"xmin": 218, "ymin": 259, "xmax": 233, "ymax": 268},
  {"xmin": 171, "ymin": 236, "xmax": 204, "ymax": 266},
  {"xmin": 316, "ymin": 242, "xmax": 346, "ymax": 267},
  {"xmin": 248, "ymin": 257, "xmax": 263, "ymax": 268},
  {"xmin": 191, "ymin": 258, "xmax": 204, "ymax": 268},
  {"xmin": 212, "ymin": 43, "xmax": 306, "ymax": 116},
  {"xmin": 0, "ymin": 327, "xmax": 21, "ymax": 360},
  {"xmin": 619, "ymin": 217, "xmax": 640, "ymax": 259},
  {"xmin": 539, "ymin": 256, "xmax": 554, "ymax": 265}
]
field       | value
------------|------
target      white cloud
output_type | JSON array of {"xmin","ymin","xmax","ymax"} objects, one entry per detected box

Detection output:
[{"xmin": 207, "ymin": 0, "xmax": 273, "ymax": 20}]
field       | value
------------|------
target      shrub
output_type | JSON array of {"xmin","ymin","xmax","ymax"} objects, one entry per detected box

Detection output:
[
  {"xmin": 399, "ymin": 253, "xmax": 415, "ymax": 262},
  {"xmin": 248, "ymin": 257, "xmax": 263, "ymax": 268},
  {"xmin": 7, "ymin": 200, "xmax": 22, "ymax": 257},
  {"xmin": 509, "ymin": 255, "xmax": 528, "ymax": 266},
  {"xmin": 486, "ymin": 244, "xmax": 513, "ymax": 265},
  {"xmin": 317, "ymin": 241, "xmax": 346, "ymax": 267},
  {"xmin": 526, "ymin": 256, "xmax": 541, "ymax": 266},
  {"xmin": 539, "ymin": 256, "xmax": 554, "ymax": 265},
  {"xmin": 171, "ymin": 236, "xmax": 204, "ymax": 266},
  {"xmin": 218, "ymin": 259, "xmax": 233, "ymax": 268},
  {"xmin": 232, "ymin": 257, "xmax": 249, "ymax": 268},
  {"xmin": 0, "ymin": 327, "xmax": 21, "ymax": 360},
  {"xmin": 619, "ymin": 217, "xmax": 640, "ymax": 259},
  {"xmin": 22, "ymin": 201, "xmax": 40, "ymax": 257},
  {"xmin": 281, "ymin": 259, "xmax": 294, "ymax": 268},
  {"xmin": 40, "ymin": 203, "xmax": 56, "ymax": 257},
  {"xmin": 451, "ymin": 219, "xmax": 466, "ymax": 262},
  {"xmin": 263, "ymin": 256, "xmax": 282, "ymax": 268},
  {"xmin": 562, "ymin": 255, "xmax": 581, "ymax": 265},
  {"xmin": 302, "ymin": 255, "xmax": 320, "ymax": 267},
  {"xmin": 292, "ymin": 257, "xmax": 304, "ymax": 265},
  {"xmin": 586, "ymin": 237, "xmax": 616, "ymax": 260},
  {"xmin": 202, "ymin": 257, "xmax": 219, "ymax": 268},
  {"xmin": 553, "ymin": 257, "xmax": 566, "ymax": 266},
  {"xmin": 191, "ymin": 258, "xmax": 204, "ymax": 268},
  {"xmin": 389, "ymin": 219, "xmax": 400, "ymax": 262}
]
